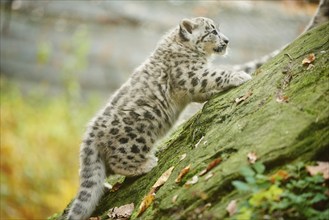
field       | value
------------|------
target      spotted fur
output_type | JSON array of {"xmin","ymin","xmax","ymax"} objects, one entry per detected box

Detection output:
[{"xmin": 67, "ymin": 17, "xmax": 252, "ymax": 220}]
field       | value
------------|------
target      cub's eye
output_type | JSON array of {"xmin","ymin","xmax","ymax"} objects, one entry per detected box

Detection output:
[{"xmin": 211, "ymin": 30, "xmax": 218, "ymax": 35}]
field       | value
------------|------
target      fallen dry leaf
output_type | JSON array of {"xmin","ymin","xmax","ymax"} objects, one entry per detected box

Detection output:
[
  {"xmin": 306, "ymin": 63, "xmax": 315, "ymax": 70},
  {"xmin": 199, "ymin": 158, "xmax": 222, "ymax": 176},
  {"xmin": 172, "ymin": 194, "xmax": 178, "ymax": 204},
  {"xmin": 104, "ymin": 182, "xmax": 112, "ymax": 190},
  {"xmin": 302, "ymin": 53, "xmax": 315, "ymax": 65},
  {"xmin": 185, "ymin": 175, "xmax": 199, "ymax": 187},
  {"xmin": 306, "ymin": 161, "xmax": 329, "ymax": 179},
  {"xmin": 107, "ymin": 203, "xmax": 134, "ymax": 219},
  {"xmin": 226, "ymin": 200, "xmax": 238, "ymax": 217},
  {"xmin": 270, "ymin": 170, "xmax": 290, "ymax": 183},
  {"xmin": 151, "ymin": 166, "xmax": 175, "ymax": 193},
  {"xmin": 89, "ymin": 217, "xmax": 101, "ymax": 220},
  {"xmin": 179, "ymin": 153, "xmax": 187, "ymax": 161},
  {"xmin": 247, "ymin": 152, "xmax": 257, "ymax": 164},
  {"xmin": 175, "ymin": 164, "xmax": 191, "ymax": 183},
  {"xmin": 235, "ymin": 91, "xmax": 253, "ymax": 105},
  {"xmin": 110, "ymin": 182, "xmax": 123, "ymax": 192},
  {"xmin": 137, "ymin": 166, "xmax": 174, "ymax": 216},
  {"xmin": 276, "ymin": 90, "xmax": 289, "ymax": 103},
  {"xmin": 195, "ymin": 136, "xmax": 205, "ymax": 148},
  {"xmin": 204, "ymin": 172, "xmax": 214, "ymax": 181},
  {"xmin": 137, "ymin": 193, "xmax": 155, "ymax": 217},
  {"xmin": 276, "ymin": 95, "xmax": 289, "ymax": 103}
]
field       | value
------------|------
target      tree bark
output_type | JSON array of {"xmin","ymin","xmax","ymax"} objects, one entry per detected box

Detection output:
[{"xmin": 58, "ymin": 22, "xmax": 329, "ymax": 220}]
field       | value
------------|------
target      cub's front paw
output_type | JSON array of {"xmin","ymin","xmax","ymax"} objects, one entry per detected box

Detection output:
[
  {"xmin": 140, "ymin": 155, "xmax": 158, "ymax": 174},
  {"xmin": 230, "ymin": 71, "xmax": 252, "ymax": 86}
]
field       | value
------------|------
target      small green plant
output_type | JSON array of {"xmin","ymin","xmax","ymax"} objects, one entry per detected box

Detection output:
[{"xmin": 232, "ymin": 162, "xmax": 329, "ymax": 220}]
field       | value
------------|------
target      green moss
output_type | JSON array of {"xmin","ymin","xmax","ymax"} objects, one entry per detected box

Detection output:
[{"xmin": 58, "ymin": 22, "xmax": 329, "ymax": 220}]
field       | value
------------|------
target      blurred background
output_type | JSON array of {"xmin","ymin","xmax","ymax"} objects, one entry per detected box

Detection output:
[{"xmin": 0, "ymin": 0, "xmax": 318, "ymax": 219}]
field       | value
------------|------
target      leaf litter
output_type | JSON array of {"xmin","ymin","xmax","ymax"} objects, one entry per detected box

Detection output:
[
  {"xmin": 185, "ymin": 175, "xmax": 199, "ymax": 187},
  {"xmin": 306, "ymin": 161, "xmax": 329, "ymax": 179},
  {"xmin": 107, "ymin": 203, "xmax": 135, "ymax": 220},
  {"xmin": 235, "ymin": 91, "xmax": 253, "ymax": 105},
  {"xmin": 137, "ymin": 193, "xmax": 155, "ymax": 217},
  {"xmin": 199, "ymin": 158, "xmax": 222, "ymax": 176},
  {"xmin": 179, "ymin": 153, "xmax": 187, "ymax": 161},
  {"xmin": 151, "ymin": 166, "xmax": 175, "ymax": 193},
  {"xmin": 302, "ymin": 53, "xmax": 316, "ymax": 70},
  {"xmin": 276, "ymin": 89, "xmax": 289, "ymax": 103},
  {"xmin": 195, "ymin": 136, "xmax": 205, "ymax": 148},
  {"xmin": 137, "ymin": 166, "xmax": 175, "ymax": 216},
  {"xmin": 175, "ymin": 164, "xmax": 191, "ymax": 183},
  {"xmin": 302, "ymin": 53, "xmax": 315, "ymax": 65}
]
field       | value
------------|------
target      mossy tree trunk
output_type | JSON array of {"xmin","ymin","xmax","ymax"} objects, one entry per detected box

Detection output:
[{"xmin": 59, "ymin": 22, "xmax": 329, "ymax": 220}]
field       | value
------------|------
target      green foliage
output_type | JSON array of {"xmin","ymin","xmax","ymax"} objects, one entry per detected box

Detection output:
[
  {"xmin": 0, "ymin": 24, "xmax": 94, "ymax": 219},
  {"xmin": 232, "ymin": 162, "xmax": 329, "ymax": 220},
  {"xmin": 0, "ymin": 78, "xmax": 100, "ymax": 219},
  {"xmin": 37, "ymin": 41, "xmax": 52, "ymax": 64}
]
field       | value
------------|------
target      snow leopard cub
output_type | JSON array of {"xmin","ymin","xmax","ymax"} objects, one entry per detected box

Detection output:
[{"xmin": 67, "ymin": 17, "xmax": 251, "ymax": 220}]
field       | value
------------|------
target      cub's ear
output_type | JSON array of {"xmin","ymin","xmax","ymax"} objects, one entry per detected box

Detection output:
[{"xmin": 179, "ymin": 18, "xmax": 197, "ymax": 41}]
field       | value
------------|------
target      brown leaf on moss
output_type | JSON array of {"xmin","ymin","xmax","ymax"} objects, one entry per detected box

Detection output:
[
  {"xmin": 204, "ymin": 172, "xmax": 214, "ymax": 181},
  {"xmin": 172, "ymin": 194, "xmax": 178, "ymax": 204},
  {"xmin": 179, "ymin": 153, "xmax": 187, "ymax": 161},
  {"xmin": 276, "ymin": 90, "xmax": 289, "ymax": 103},
  {"xmin": 302, "ymin": 53, "xmax": 315, "ymax": 65},
  {"xmin": 175, "ymin": 164, "xmax": 191, "ymax": 183},
  {"xmin": 185, "ymin": 175, "xmax": 199, "ymax": 187},
  {"xmin": 306, "ymin": 161, "xmax": 329, "ymax": 179},
  {"xmin": 195, "ymin": 136, "xmax": 205, "ymax": 148},
  {"xmin": 137, "ymin": 166, "xmax": 175, "ymax": 216},
  {"xmin": 235, "ymin": 91, "xmax": 253, "ymax": 105},
  {"xmin": 199, "ymin": 158, "xmax": 222, "ymax": 176},
  {"xmin": 107, "ymin": 203, "xmax": 134, "ymax": 219},
  {"xmin": 137, "ymin": 193, "xmax": 155, "ymax": 217},
  {"xmin": 306, "ymin": 63, "xmax": 315, "ymax": 70},
  {"xmin": 276, "ymin": 95, "xmax": 289, "ymax": 103},
  {"xmin": 110, "ymin": 182, "xmax": 123, "ymax": 192},
  {"xmin": 151, "ymin": 166, "xmax": 175, "ymax": 193}
]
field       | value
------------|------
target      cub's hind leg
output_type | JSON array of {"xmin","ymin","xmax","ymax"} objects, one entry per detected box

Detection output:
[{"xmin": 110, "ymin": 150, "xmax": 158, "ymax": 177}]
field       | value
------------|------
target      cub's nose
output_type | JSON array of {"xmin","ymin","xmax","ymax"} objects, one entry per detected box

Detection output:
[{"xmin": 219, "ymin": 33, "xmax": 229, "ymax": 45}]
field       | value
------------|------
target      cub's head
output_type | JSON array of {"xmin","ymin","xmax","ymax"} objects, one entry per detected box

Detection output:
[{"xmin": 178, "ymin": 17, "xmax": 229, "ymax": 56}]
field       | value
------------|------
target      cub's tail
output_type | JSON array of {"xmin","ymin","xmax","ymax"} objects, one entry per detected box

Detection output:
[
  {"xmin": 233, "ymin": 0, "xmax": 329, "ymax": 75},
  {"xmin": 67, "ymin": 143, "xmax": 106, "ymax": 220},
  {"xmin": 232, "ymin": 49, "xmax": 281, "ymax": 75}
]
